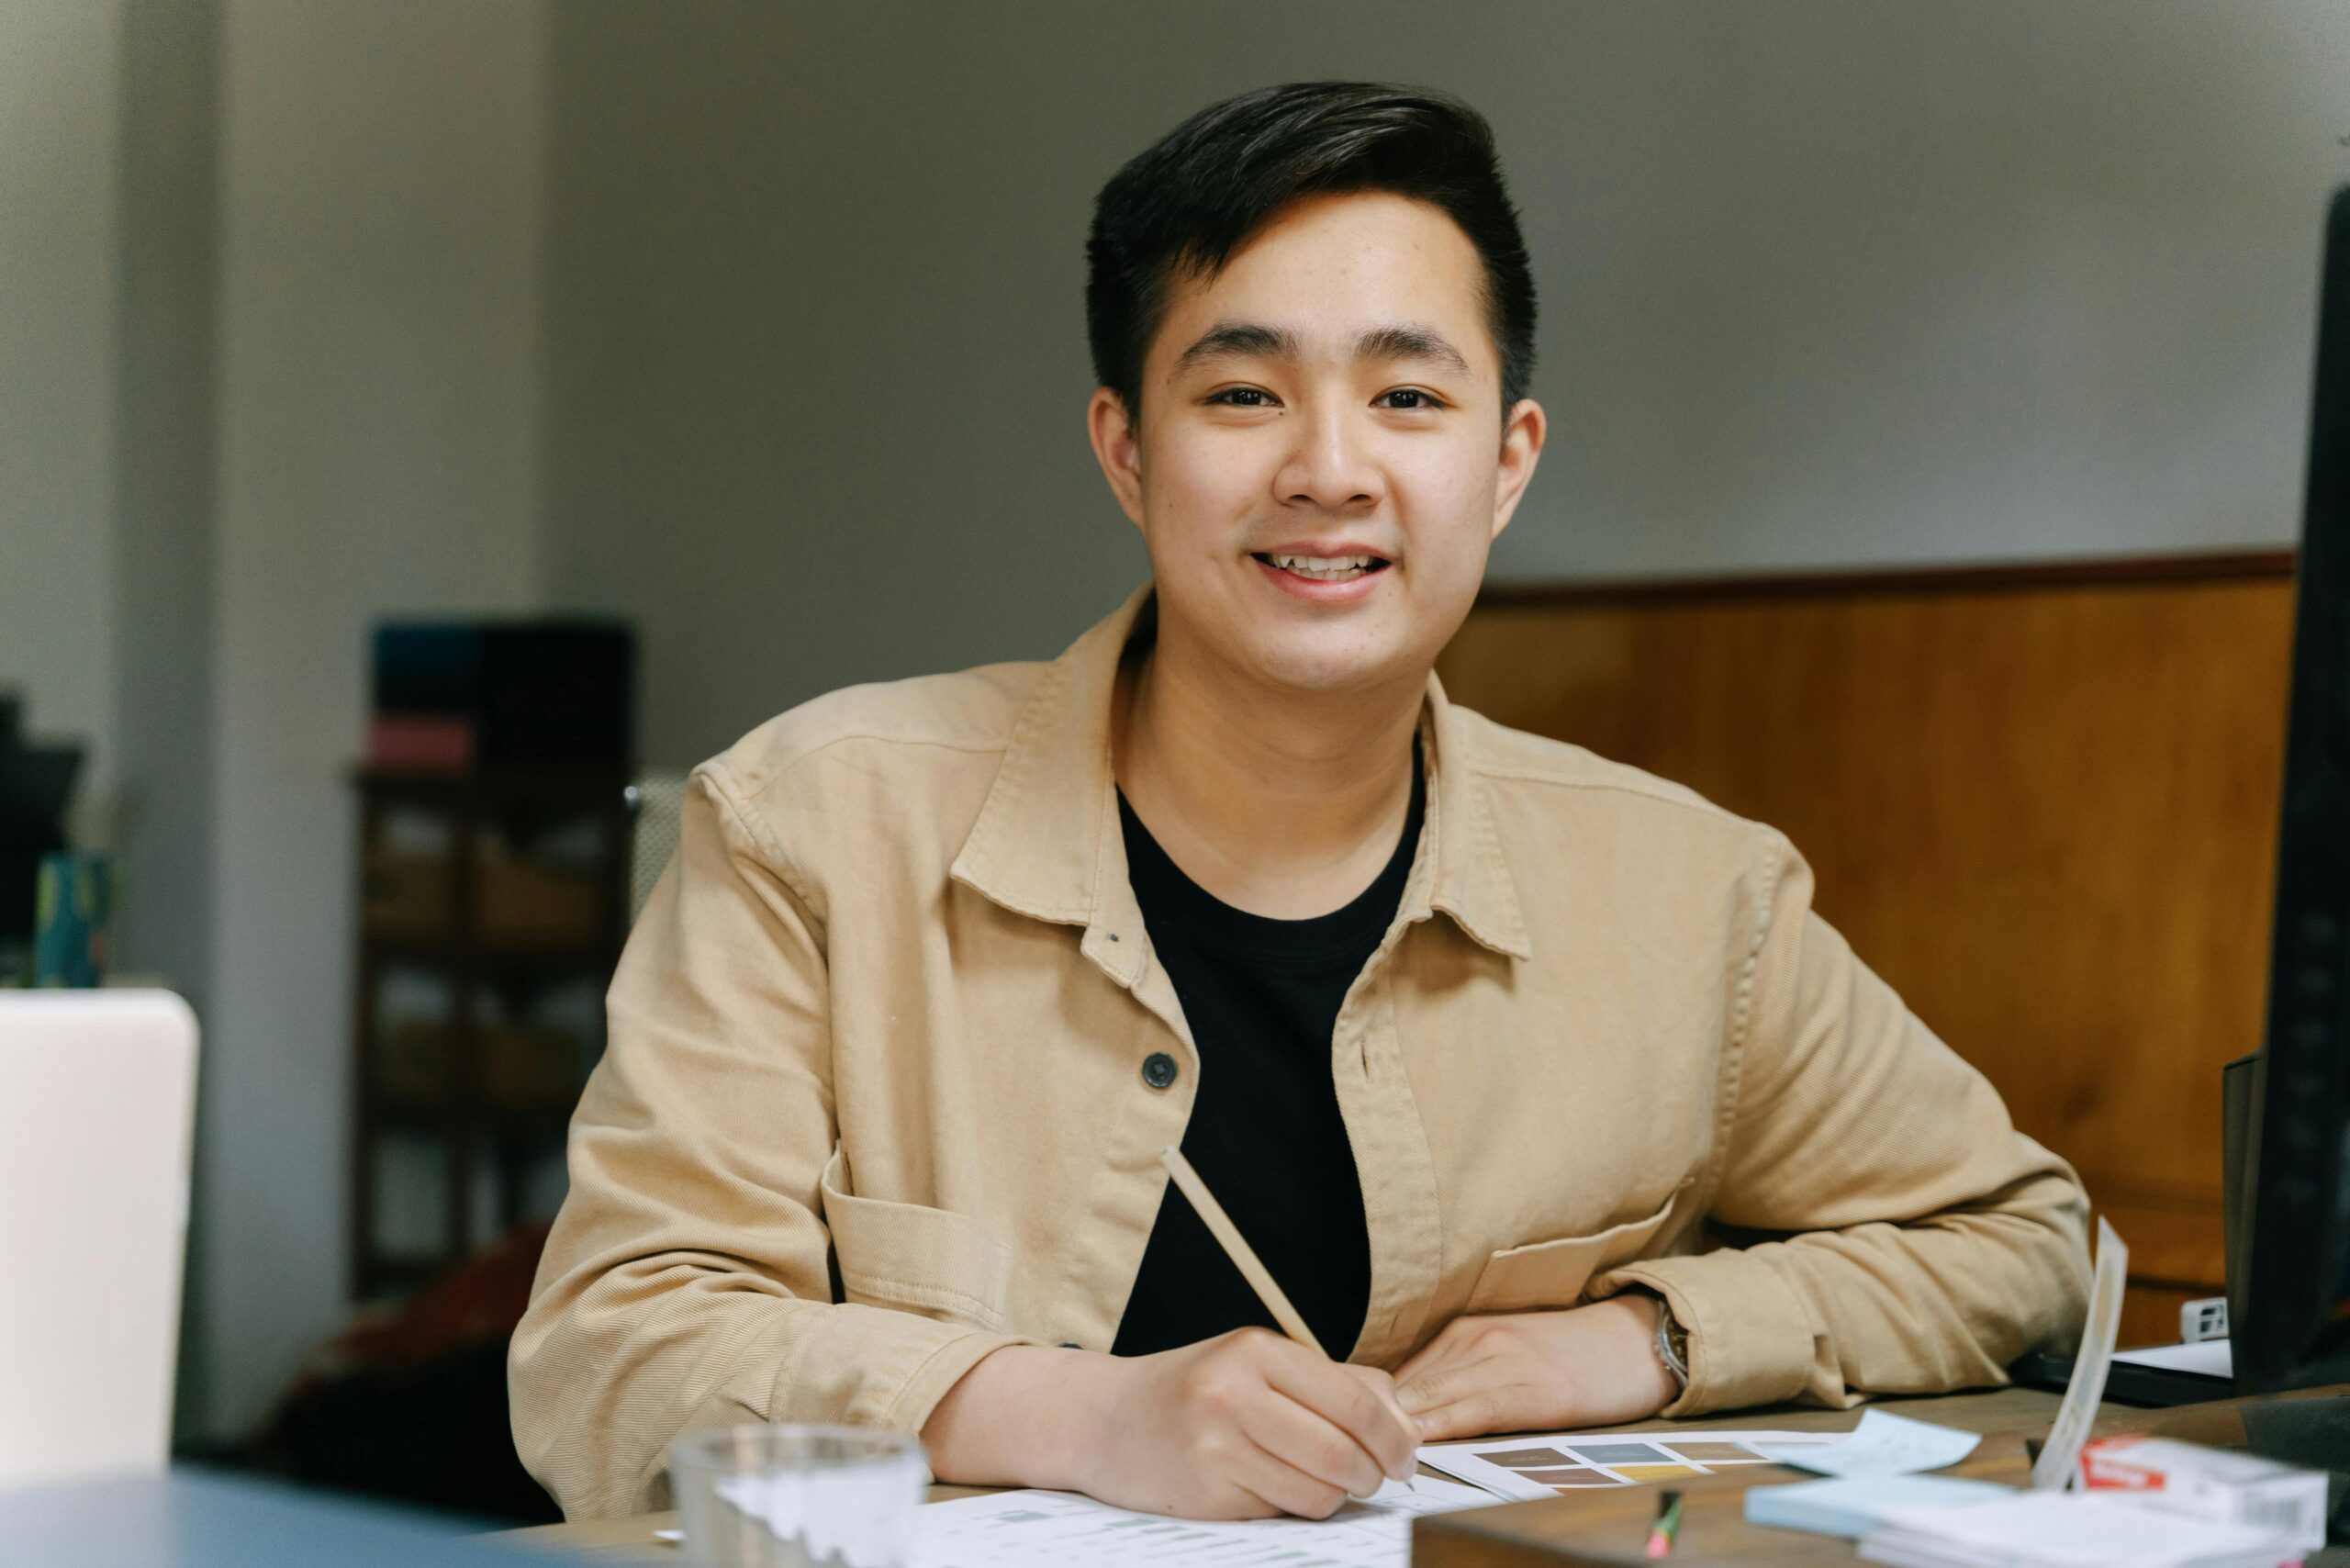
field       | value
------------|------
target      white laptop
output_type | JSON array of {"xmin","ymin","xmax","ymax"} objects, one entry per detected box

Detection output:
[{"xmin": 0, "ymin": 991, "xmax": 198, "ymax": 1487}]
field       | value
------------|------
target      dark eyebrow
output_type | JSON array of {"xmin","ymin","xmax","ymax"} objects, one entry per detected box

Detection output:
[
  {"xmin": 1174, "ymin": 321, "xmax": 1301, "ymax": 369},
  {"xmin": 1356, "ymin": 323, "xmax": 1472, "ymax": 375},
  {"xmin": 1172, "ymin": 319, "xmax": 1473, "ymax": 376}
]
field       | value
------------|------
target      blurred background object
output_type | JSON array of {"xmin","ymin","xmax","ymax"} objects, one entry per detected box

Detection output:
[
  {"xmin": 369, "ymin": 620, "xmax": 634, "ymax": 777},
  {"xmin": 296, "ymin": 621, "xmax": 636, "ymax": 1522},
  {"xmin": 0, "ymin": 695, "xmax": 84, "ymax": 987},
  {"xmin": 32, "ymin": 850, "xmax": 115, "ymax": 988},
  {"xmin": 624, "ymin": 771, "xmax": 689, "ymax": 926},
  {"xmin": 251, "ymin": 1221, "xmax": 562, "ymax": 1523},
  {"xmin": 348, "ymin": 759, "xmax": 631, "ymax": 1302}
]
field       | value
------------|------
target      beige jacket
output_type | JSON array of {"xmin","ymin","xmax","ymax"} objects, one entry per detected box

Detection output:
[{"xmin": 510, "ymin": 585, "xmax": 2089, "ymax": 1519}]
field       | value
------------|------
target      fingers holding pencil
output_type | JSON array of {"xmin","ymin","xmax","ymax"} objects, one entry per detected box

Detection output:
[
  {"xmin": 1158, "ymin": 1147, "xmax": 1422, "ymax": 1477},
  {"xmin": 1033, "ymin": 1148, "xmax": 1421, "ymax": 1518},
  {"xmin": 1255, "ymin": 1339, "xmax": 1422, "ymax": 1483}
]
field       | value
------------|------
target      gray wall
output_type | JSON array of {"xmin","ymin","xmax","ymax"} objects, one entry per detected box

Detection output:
[
  {"xmin": 203, "ymin": 0, "xmax": 549, "ymax": 1439},
  {"xmin": 113, "ymin": 0, "xmax": 221, "ymax": 1439},
  {"xmin": 545, "ymin": 0, "xmax": 2350, "ymax": 774},
  {"xmin": 0, "ymin": 1, "xmax": 122, "ymax": 823},
  {"xmin": 6, "ymin": 0, "xmax": 230, "ymax": 1441}
]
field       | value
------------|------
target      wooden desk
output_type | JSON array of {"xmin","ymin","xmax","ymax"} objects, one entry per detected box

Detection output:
[{"xmin": 500, "ymin": 1385, "xmax": 2067, "ymax": 1562}]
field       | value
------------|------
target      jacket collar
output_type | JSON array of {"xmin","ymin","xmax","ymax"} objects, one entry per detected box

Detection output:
[{"xmin": 948, "ymin": 582, "xmax": 1532, "ymax": 969}]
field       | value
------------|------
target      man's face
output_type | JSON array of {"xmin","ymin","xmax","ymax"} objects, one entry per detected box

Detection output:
[{"xmin": 1091, "ymin": 190, "xmax": 1544, "ymax": 696}]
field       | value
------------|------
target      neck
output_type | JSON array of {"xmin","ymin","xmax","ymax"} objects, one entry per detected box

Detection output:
[{"xmin": 1114, "ymin": 616, "xmax": 1425, "ymax": 920}]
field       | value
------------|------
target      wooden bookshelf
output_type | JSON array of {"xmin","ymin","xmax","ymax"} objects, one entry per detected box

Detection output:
[{"xmin": 348, "ymin": 767, "xmax": 632, "ymax": 1302}]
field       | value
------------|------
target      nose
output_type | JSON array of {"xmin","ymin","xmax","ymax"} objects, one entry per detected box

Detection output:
[{"xmin": 1273, "ymin": 404, "xmax": 1383, "ymax": 515}]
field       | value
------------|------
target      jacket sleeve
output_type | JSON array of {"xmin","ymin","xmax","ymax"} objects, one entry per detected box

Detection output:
[
  {"xmin": 508, "ymin": 766, "xmax": 1028, "ymax": 1519},
  {"xmin": 1594, "ymin": 832, "xmax": 2091, "ymax": 1415}
]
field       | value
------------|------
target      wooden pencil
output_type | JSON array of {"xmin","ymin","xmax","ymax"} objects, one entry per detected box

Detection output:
[{"xmin": 1158, "ymin": 1144, "xmax": 1328, "ymax": 1359}]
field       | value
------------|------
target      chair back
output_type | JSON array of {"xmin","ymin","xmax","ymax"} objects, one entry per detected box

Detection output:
[{"xmin": 0, "ymin": 991, "xmax": 198, "ymax": 1484}]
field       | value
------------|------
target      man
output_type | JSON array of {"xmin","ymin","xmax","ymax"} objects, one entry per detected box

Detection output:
[{"xmin": 510, "ymin": 83, "xmax": 2088, "ymax": 1522}]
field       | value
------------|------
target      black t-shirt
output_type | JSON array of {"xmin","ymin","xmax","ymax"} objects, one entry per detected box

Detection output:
[{"xmin": 1109, "ymin": 741, "xmax": 1426, "ymax": 1361}]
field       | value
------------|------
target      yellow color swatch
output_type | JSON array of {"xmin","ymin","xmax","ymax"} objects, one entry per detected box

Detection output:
[{"xmin": 1609, "ymin": 1463, "xmax": 1702, "ymax": 1484}]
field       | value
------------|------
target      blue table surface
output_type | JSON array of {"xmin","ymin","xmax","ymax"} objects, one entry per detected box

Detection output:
[{"xmin": 0, "ymin": 1466, "xmax": 586, "ymax": 1567}]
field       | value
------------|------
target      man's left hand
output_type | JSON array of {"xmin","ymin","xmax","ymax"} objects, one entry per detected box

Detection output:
[{"xmin": 1391, "ymin": 1294, "xmax": 1680, "ymax": 1442}]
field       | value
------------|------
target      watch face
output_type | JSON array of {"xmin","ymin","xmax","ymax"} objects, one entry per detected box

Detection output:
[{"xmin": 1654, "ymin": 1305, "xmax": 1690, "ymax": 1385}]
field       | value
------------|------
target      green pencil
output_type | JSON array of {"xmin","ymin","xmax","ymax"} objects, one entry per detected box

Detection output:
[{"xmin": 1642, "ymin": 1488, "xmax": 1684, "ymax": 1560}]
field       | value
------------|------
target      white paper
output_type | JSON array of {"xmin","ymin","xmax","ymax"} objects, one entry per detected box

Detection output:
[
  {"xmin": 1861, "ymin": 1491, "xmax": 2294, "ymax": 1568},
  {"xmin": 1751, "ymin": 1409, "xmax": 1980, "ymax": 1476},
  {"xmin": 2112, "ymin": 1340, "xmax": 2232, "ymax": 1379},
  {"xmin": 2031, "ymin": 1215, "xmax": 2129, "ymax": 1491},
  {"xmin": 1418, "ymin": 1427, "xmax": 1845, "ymax": 1502},
  {"xmin": 908, "ymin": 1474, "xmax": 1491, "ymax": 1567}
]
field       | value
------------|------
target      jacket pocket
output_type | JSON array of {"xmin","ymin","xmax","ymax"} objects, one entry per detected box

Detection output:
[
  {"xmin": 818, "ymin": 1149, "xmax": 1013, "ymax": 1333},
  {"xmin": 1464, "ymin": 1182, "xmax": 1691, "ymax": 1316}
]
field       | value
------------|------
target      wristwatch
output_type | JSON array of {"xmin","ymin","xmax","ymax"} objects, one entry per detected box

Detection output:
[{"xmin": 1648, "ymin": 1293, "xmax": 1691, "ymax": 1393}]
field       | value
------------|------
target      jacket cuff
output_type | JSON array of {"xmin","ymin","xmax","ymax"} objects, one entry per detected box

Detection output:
[
  {"xmin": 1593, "ymin": 1250, "xmax": 1821, "ymax": 1416},
  {"xmin": 767, "ymin": 1301, "xmax": 1032, "ymax": 1437},
  {"xmin": 882, "ymin": 1327, "xmax": 1034, "ymax": 1437}
]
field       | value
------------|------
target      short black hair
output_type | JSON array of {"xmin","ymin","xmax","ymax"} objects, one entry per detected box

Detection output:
[{"xmin": 1086, "ymin": 82, "xmax": 1537, "ymax": 419}]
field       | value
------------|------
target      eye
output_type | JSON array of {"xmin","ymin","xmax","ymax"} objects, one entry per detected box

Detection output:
[
  {"xmin": 1205, "ymin": 386, "xmax": 1280, "ymax": 408},
  {"xmin": 1375, "ymin": 387, "xmax": 1446, "ymax": 410}
]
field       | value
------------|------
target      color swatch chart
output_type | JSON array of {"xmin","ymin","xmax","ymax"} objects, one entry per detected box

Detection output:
[{"xmin": 1419, "ymin": 1428, "xmax": 1842, "ymax": 1501}]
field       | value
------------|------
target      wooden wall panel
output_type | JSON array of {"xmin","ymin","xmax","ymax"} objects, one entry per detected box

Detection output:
[{"xmin": 1438, "ymin": 558, "xmax": 2296, "ymax": 1340}]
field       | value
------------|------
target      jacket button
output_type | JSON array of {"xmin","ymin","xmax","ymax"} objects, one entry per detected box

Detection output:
[{"xmin": 1141, "ymin": 1052, "xmax": 1179, "ymax": 1090}]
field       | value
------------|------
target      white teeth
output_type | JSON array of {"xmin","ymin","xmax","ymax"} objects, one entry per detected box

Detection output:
[{"xmin": 1268, "ymin": 553, "xmax": 1379, "ymax": 580}]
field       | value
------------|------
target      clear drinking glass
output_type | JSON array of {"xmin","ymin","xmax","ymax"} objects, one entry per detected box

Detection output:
[{"xmin": 667, "ymin": 1425, "xmax": 928, "ymax": 1568}]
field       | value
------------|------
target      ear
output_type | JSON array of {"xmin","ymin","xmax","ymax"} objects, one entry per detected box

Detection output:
[
  {"xmin": 1088, "ymin": 386, "xmax": 1147, "ymax": 530},
  {"xmin": 1488, "ymin": 398, "xmax": 1547, "ymax": 543}
]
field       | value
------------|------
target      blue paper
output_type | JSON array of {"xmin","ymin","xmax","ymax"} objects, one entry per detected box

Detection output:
[{"xmin": 1745, "ymin": 1474, "xmax": 2015, "ymax": 1539}]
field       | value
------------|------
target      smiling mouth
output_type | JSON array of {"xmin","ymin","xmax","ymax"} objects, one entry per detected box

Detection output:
[{"xmin": 1250, "ymin": 551, "xmax": 1392, "ymax": 582}]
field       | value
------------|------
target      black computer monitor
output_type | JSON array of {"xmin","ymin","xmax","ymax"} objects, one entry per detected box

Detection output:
[{"xmin": 2239, "ymin": 184, "xmax": 2350, "ymax": 1399}]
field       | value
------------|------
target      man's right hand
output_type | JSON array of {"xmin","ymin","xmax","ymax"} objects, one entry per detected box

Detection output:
[{"xmin": 921, "ymin": 1329, "xmax": 1422, "ymax": 1520}]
